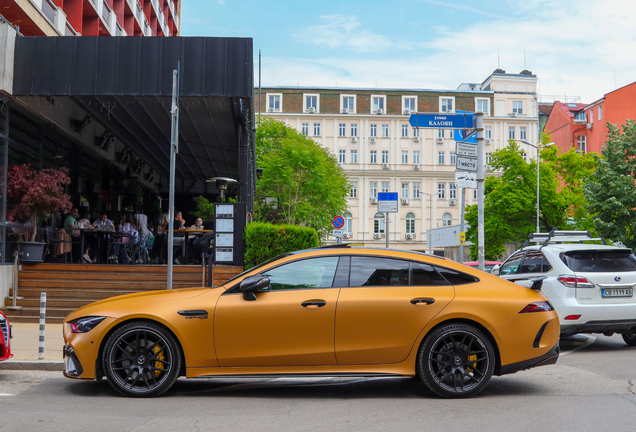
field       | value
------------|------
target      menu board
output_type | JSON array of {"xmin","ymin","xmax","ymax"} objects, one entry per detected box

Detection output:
[
  {"xmin": 216, "ymin": 218, "xmax": 233, "ymax": 232},
  {"xmin": 215, "ymin": 233, "xmax": 233, "ymax": 247}
]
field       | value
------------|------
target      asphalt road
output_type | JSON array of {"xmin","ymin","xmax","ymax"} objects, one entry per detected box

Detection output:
[{"xmin": 1, "ymin": 334, "xmax": 635, "ymax": 432}]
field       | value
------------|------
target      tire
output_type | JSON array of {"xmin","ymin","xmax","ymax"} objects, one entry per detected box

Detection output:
[
  {"xmin": 417, "ymin": 323, "xmax": 495, "ymax": 398},
  {"xmin": 102, "ymin": 321, "xmax": 182, "ymax": 397},
  {"xmin": 622, "ymin": 329, "xmax": 636, "ymax": 346}
]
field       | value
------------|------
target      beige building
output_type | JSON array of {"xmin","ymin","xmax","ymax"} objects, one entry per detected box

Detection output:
[{"xmin": 258, "ymin": 69, "xmax": 538, "ymax": 252}]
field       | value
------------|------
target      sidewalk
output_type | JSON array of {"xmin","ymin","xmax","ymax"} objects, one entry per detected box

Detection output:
[{"xmin": 0, "ymin": 322, "xmax": 65, "ymax": 371}]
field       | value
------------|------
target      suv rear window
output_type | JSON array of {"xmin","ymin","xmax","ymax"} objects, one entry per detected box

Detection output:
[{"xmin": 561, "ymin": 250, "xmax": 636, "ymax": 272}]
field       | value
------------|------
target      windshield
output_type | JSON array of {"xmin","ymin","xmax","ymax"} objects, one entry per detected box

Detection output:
[
  {"xmin": 561, "ymin": 249, "xmax": 636, "ymax": 272},
  {"xmin": 214, "ymin": 253, "xmax": 294, "ymax": 287}
]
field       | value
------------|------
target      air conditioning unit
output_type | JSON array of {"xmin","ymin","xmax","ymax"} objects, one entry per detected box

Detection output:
[
  {"xmin": 485, "ymin": 138, "xmax": 492, "ymax": 145},
  {"xmin": 342, "ymin": 108, "xmax": 349, "ymax": 114},
  {"xmin": 403, "ymin": 109, "xmax": 411, "ymax": 115},
  {"xmin": 267, "ymin": 108, "xmax": 274, "ymax": 112},
  {"xmin": 413, "ymin": 163, "xmax": 420, "ymax": 170},
  {"xmin": 382, "ymin": 163, "xmax": 390, "ymax": 170},
  {"xmin": 413, "ymin": 136, "xmax": 420, "ymax": 142},
  {"xmin": 449, "ymin": 199, "xmax": 457, "ymax": 206},
  {"xmin": 486, "ymin": 165, "xmax": 492, "ymax": 172},
  {"xmin": 351, "ymin": 136, "xmax": 358, "ymax": 143},
  {"xmin": 373, "ymin": 233, "xmax": 381, "ymax": 239},
  {"xmin": 405, "ymin": 233, "xmax": 414, "ymax": 240},
  {"xmin": 374, "ymin": 109, "xmax": 384, "ymax": 115},
  {"xmin": 401, "ymin": 198, "xmax": 409, "ymax": 205},
  {"xmin": 371, "ymin": 197, "xmax": 378, "ymax": 204},
  {"xmin": 370, "ymin": 137, "xmax": 377, "ymax": 143},
  {"xmin": 436, "ymin": 137, "xmax": 444, "ymax": 144},
  {"xmin": 338, "ymin": 162, "xmax": 344, "ymax": 168},
  {"xmin": 307, "ymin": 107, "xmax": 316, "ymax": 113},
  {"xmin": 509, "ymin": 112, "xmax": 517, "ymax": 117},
  {"xmin": 586, "ymin": 123, "xmax": 593, "ymax": 130},
  {"xmin": 342, "ymin": 233, "xmax": 350, "ymax": 239}
]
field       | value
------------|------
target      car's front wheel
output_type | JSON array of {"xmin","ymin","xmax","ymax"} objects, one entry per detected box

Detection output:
[
  {"xmin": 102, "ymin": 321, "xmax": 182, "ymax": 397},
  {"xmin": 417, "ymin": 323, "xmax": 495, "ymax": 398},
  {"xmin": 621, "ymin": 329, "xmax": 636, "ymax": 346}
]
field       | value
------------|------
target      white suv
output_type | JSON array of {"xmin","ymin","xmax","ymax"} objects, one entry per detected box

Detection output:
[{"xmin": 495, "ymin": 231, "xmax": 636, "ymax": 345}]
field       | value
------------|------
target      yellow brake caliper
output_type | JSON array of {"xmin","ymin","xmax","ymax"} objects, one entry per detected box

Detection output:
[
  {"xmin": 155, "ymin": 344, "xmax": 165, "ymax": 377},
  {"xmin": 466, "ymin": 354, "xmax": 477, "ymax": 372}
]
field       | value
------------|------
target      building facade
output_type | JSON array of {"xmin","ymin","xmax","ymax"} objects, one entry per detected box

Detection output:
[{"xmin": 258, "ymin": 69, "xmax": 539, "ymax": 251}]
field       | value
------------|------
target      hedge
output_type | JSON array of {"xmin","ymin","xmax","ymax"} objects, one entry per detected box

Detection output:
[{"xmin": 244, "ymin": 222, "xmax": 319, "ymax": 269}]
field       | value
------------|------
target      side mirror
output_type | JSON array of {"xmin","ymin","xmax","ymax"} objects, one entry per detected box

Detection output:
[
  {"xmin": 491, "ymin": 265, "xmax": 500, "ymax": 275},
  {"xmin": 239, "ymin": 274, "xmax": 270, "ymax": 301}
]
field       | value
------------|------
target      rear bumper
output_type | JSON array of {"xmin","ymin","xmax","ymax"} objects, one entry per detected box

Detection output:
[
  {"xmin": 497, "ymin": 342, "xmax": 560, "ymax": 376},
  {"xmin": 560, "ymin": 320, "xmax": 636, "ymax": 337}
]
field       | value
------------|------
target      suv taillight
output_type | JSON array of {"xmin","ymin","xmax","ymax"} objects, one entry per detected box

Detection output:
[{"xmin": 557, "ymin": 275, "xmax": 595, "ymax": 288}]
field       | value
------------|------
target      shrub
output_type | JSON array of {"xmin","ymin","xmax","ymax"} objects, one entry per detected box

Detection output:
[{"xmin": 244, "ymin": 222, "xmax": 319, "ymax": 268}]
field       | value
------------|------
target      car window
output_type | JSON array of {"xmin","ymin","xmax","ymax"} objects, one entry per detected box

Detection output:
[
  {"xmin": 261, "ymin": 257, "xmax": 340, "ymax": 291},
  {"xmin": 434, "ymin": 266, "xmax": 479, "ymax": 285},
  {"xmin": 411, "ymin": 263, "xmax": 449, "ymax": 286},
  {"xmin": 561, "ymin": 250, "xmax": 636, "ymax": 272},
  {"xmin": 499, "ymin": 251, "xmax": 526, "ymax": 275},
  {"xmin": 518, "ymin": 250, "xmax": 552, "ymax": 274},
  {"xmin": 350, "ymin": 257, "xmax": 410, "ymax": 286}
]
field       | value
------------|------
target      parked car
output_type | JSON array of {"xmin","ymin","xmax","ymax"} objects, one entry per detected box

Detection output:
[
  {"xmin": 463, "ymin": 261, "xmax": 503, "ymax": 273},
  {"xmin": 0, "ymin": 310, "xmax": 12, "ymax": 362},
  {"xmin": 495, "ymin": 230, "xmax": 636, "ymax": 344},
  {"xmin": 63, "ymin": 245, "xmax": 559, "ymax": 398}
]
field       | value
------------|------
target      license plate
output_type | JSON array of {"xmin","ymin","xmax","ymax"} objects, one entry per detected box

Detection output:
[{"xmin": 602, "ymin": 288, "xmax": 634, "ymax": 298}]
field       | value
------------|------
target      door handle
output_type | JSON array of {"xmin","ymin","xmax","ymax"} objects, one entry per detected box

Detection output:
[
  {"xmin": 302, "ymin": 300, "xmax": 327, "ymax": 308},
  {"xmin": 410, "ymin": 298, "xmax": 435, "ymax": 305}
]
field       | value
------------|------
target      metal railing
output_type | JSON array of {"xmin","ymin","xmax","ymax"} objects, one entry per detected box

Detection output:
[
  {"xmin": 42, "ymin": 0, "xmax": 56, "ymax": 25},
  {"xmin": 539, "ymin": 95, "xmax": 582, "ymax": 104},
  {"xmin": 102, "ymin": 1, "xmax": 112, "ymax": 25}
]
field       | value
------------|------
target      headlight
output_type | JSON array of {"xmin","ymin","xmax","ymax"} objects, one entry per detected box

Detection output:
[{"xmin": 69, "ymin": 316, "xmax": 106, "ymax": 333}]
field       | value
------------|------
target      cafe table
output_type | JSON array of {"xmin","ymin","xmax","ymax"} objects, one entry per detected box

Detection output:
[
  {"xmin": 75, "ymin": 227, "xmax": 117, "ymax": 264},
  {"xmin": 160, "ymin": 229, "xmax": 214, "ymax": 264}
]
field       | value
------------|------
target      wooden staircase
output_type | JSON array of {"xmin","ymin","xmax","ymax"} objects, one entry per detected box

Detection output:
[{"xmin": 2, "ymin": 263, "xmax": 243, "ymax": 324}]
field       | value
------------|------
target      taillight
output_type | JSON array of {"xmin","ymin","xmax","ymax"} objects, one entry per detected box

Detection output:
[
  {"xmin": 557, "ymin": 275, "xmax": 595, "ymax": 288},
  {"xmin": 564, "ymin": 315, "xmax": 581, "ymax": 320},
  {"xmin": 520, "ymin": 301, "xmax": 554, "ymax": 313}
]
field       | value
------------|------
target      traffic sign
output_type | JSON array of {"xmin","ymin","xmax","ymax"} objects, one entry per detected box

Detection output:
[
  {"xmin": 453, "ymin": 110, "xmax": 478, "ymax": 143},
  {"xmin": 456, "ymin": 156, "xmax": 478, "ymax": 172},
  {"xmin": 455, "ymin": 171, "xmax": 477, "ymax": 188},
  {"xmin": 459, "ymin": 232, "xmax": 466, "ymax": 245},
  {"xmin": 377, "ymin": 192, "xmax": 398, "ymax": 213},
  {"xmin": 332, "ymin": 215, "xmax": 345, "ymax": 229},
  {"xmin": 378, "ymin": 192, "xmax": 398, "ymax": 201},
  {"xmin": 456, "ymin": 142, "xmax": 478, "ymax": 158},
  {"xmin": 409, "ymin": 112, "xmax": 475, "ymax": 129},
  {"xmin": 332, "ymin": 229, "xmax": 343, "ymax": 237}
]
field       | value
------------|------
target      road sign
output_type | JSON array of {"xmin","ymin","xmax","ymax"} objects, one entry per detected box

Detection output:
[
  {"xmin": 459, "ymin": 232, "xmax": 466, "ymax": 245},
  {"xmin": 455, "ymin": 171, "xmax": 477, "ymax": 188},
  {"xmin": 377, "ymin": 192, "xmax": 398, "ymax": 213},
  {"xmin": 456, "ymin": 142, "xmax": 478, "ymax": 158},
  {"xmin": 409, "ymin": 113, "xmax": 475, "ymax": 129},
  {"xmin": 454, "ymin": 128, "xmax": 477, "ymax": 143},
  {"xmin": 332, "ymin": 215, "xmax": 345, "ymax": 229},
  {"xmin": 456, "ymin": 156, "xmax": 478, "ymax": 172},
  {"xmin": 378, "ymin": 192, "xmax": 398, "ymax": 201},
  {"xmin": 332, "ymin": 229, "xmax": 343, "ymax": 237}
]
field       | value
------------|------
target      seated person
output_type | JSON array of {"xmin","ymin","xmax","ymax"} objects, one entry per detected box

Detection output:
[
  {"xmin": 92, "ymin": 211, "xmax": 116, "ymax": 232},
  {"xmin": 190, "ymin": 218, "xmax": 203, "ymax": 230},
  {"xmin": 64, "ymin": 207, "xmax": 79, "ymax": 235},
  {"xmin": 74, "ymin": 212, "xmax": 96, "ymax": 263}
]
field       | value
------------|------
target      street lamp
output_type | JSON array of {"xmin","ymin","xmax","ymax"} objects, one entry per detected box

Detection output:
[
  {"xmin": 422, "ymin": 192, "xmax": 438, "ymax": 254},
  {"xmin": 520, "ymin": 139, "xmax": 554, "ymax": 233}
]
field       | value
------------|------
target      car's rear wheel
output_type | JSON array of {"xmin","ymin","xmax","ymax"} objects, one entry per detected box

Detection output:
[
  {"xmin": 417, "ymin": 323, "xmax": 495, "ymax": 398},
  {"xmin": 103, "ymin": 321, "xmax": 182, "ymax": 397},
  {"xmin": 621, "ymin": 329, "xmax": 636, "ymax": 346}
]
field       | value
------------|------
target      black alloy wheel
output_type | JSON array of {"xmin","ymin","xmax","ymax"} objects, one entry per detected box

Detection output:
[
  {"xmin": 622, "ymin": 329, "xmax": 636, "ymax": 346},
  {"xmin": 103, "ymin": 321, "xmax": 182, "ymax": 397},
  {"xmin": 417, "ymin": 323, "xmax": 495, "ymax": 398}
]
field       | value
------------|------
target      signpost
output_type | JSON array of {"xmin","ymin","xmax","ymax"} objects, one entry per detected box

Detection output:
[
  {"xmin": 456, "ymin": 156, "xmax": 478, "ymax": 172},
  {"xmin": 409, "ymin": 113, "xmax": 475, "ymax": 130},
  {"xmin": 377, "ymin": 193, "xmax": 398, "ymax": 248},
  {"xmin": 455, "ymin": 171, "xmax": 477, "ymax": 189},
  {"xmin": 332, "ymin": 216, "xmax": 345, "ymax": 244},
  {"xmin": 456, "ymin": 142, "xmax": 478, "ymax": 158}
]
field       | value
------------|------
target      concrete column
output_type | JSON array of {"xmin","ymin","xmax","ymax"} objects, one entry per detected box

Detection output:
[{"xmin": 0, "ymin": 24, "xmax": 16, "ymax": 96}]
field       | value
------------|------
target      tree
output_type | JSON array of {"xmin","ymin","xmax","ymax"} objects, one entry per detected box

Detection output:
[
  {"xmin": 465, "ymin": 135, "xmax": 596, "ymax": 259},
  {"xmin": 255, "ymin": 118, "xmax": 350, "ymax": 239},
  {"xmin": 585, "ymin": 120, "xmax": 636, "ymax": 250}
]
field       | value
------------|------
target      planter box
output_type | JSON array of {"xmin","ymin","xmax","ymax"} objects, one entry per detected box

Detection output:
[{"xmin": 16, "ymin": 242, "xmax": 46, "ymax": 262}]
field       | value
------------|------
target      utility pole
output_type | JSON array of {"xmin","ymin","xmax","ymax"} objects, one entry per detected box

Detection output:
[{"xmin": 476, "ymin": 112, "xmax": 485, "ymax": 271}]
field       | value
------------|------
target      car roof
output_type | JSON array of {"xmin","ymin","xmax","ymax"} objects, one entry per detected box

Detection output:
[
  {"xmin": 297, "ymin": 245, "xmax": 447, "ymax": 260},
  {"xmin": 521, "ymin": 244, "xmax": 629, "ymax": 252}
]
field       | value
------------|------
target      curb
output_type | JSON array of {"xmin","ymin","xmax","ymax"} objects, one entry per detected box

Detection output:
[{"xmin": 0, "ymin": 360, "xmax": 64, "ymax": 371}]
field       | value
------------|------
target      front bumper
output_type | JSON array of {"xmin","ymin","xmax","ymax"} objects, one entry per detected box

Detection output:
[
  {"xmin": 63, "ymin": 345, "xmax": 84, "ymax": 378},
  {"xmin": 560, "ymin": 320, "xmax": 636, "ymax": 337},
  {"xmin": 498, "ymin": 342, "xmax": 560, "ymax": 376}
]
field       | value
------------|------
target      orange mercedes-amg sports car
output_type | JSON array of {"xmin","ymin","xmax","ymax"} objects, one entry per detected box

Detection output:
[{"xmin": 63, "ymin": 246, "xmax": 559, "ymax": 398}]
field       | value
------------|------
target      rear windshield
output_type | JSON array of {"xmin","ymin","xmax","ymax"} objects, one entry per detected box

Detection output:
[{"xmin": 561, "ymin": 250, "xmax": 636, "ymax": 272}]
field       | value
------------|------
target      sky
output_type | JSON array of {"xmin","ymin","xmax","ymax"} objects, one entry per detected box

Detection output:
[{"xmin": 181, "ymin": 0, "xmax": 636, "ymax": 103}]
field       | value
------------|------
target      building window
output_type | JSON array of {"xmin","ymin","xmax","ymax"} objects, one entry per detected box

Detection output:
[
  {"xmin": 403, "ymin": 96, "xmax": 416, "ymax": 113},
  {"xmin": 476, "ymin": 98, "xmax": 489, "ymax": 115},
  {"xmin": 370, "ymin": 124, "xmax": 377, "ymax": 137},
  {"xmin": 520, "ymin": 127, "xmax": 527, "ymax": 141},
  {"xmin": 413, "ymin": 183, "xmax": 420, "ymax": 199},
  {"xmin": 440, "ymin": 97, "xmax": 454, "ymax": 113},
  {"xmin": 374, "ymin": 212, "xmax": 385, "ymax": 234},
  {"xmin": 401, "ymin": 124, "xmax": 408, "ymax": 138},
  {"xmin": 372, "ymin": 96, "xmax": 386, "ymax": 113},
  {"xmin": 339, "ymin": 150, "xmax": 346, "ymax": 164},
  {"xmin": 485, "ymin": 126, "xmax": 492, "ymax": 139},
  {"xmin": 450, "ymin": 152, "xmax": 456, "ymax": 165},
  {"xmin": 508, "ymin": 127, "xmax": 515, "ymax": 140},
  {"xmin": 589, "ymin": 108, "xmax": 594, "ymax": 124},
  {"xmin": 413, "ymin": 151, "xmax": 420, "ymax": 164},
  {"xmin": 370, "ymin": 182, "xmax": 377, "ymax": 198},
  {"xmin": 313, "ymin": 122, "xmax": 321, "ymax": 136},
  {"xmin": 438, "ymin": 129, "xmax": 445, "ymax": 138},
  {"xmin": 351, "ymin": 124, "xmax": 358, "ymax": 137},
  {"xmin": 473, "ymin": 189, "xmax": 478, "ymax": 200},
  {"xmin": 442, "ymin": 213, "xmax": 452, "ymax": 227},
  {"xmin": 350, "ymin": 182, "xmax": 357, "ymax": 198},
  {"xmin": 381, "ymin": 150, "xmax": 389, "ymax": 164},
  {"xmin": 486, "ymin": 152, "xmax": 492, "ymax": 164},
  {"xmin": 438, "ymin": 183, "xmax": 445, "ymax": 199},
  {"xmin": 522, "ymin": 153, "xmax": 527, "ymax": 162},
  {"xmin": 575, "ymin": 111, "xmax": 585, "ymax": 121},
  {"xmin": 449, "ymin": 183, "xmax": 456, "ymax": 199},
  {"xmin": 339, "ymin": 123, "xmax": 346, "ymax": 137},
  {"xmin": 413, "ymin": 128, "xmax": 420, "ymax": 137},
  {"xmin": 401, "ymin": 151, "xmax": 408, "ymax": 164},
  {"xmin": 304, "ymin": 94, "xmax": 319, "ymax": 112},
  {"xmin": 405, "ymin": 212, "xmax": 415, "ymax": 234},
  {"xmin": 512, "ymin": 101, "xmax": 523, "ymax": 115},
  {"xmin": 382, "ymin": 124, "xmax": 389, "ymax": 137},
  {"xmin": 267, "ymin": 93, "xmax": 281, "ymax": 112},
  {"xmin": 401, "ymin": 183, "xmax": 409, "ymax": 199},
  {"xmin": 598, "ymin": 105, "xmax": 602, "ymax": 120},
  {"xmin": 370, "ymin": 150, "xmax": 377, "ymax": 164},
  {"xmin": 301, "ymin": 123, "xmax": 309, "ymax": 136},
  {"xmin": 577, "ymin": 135, "xmax": 587, "ymax": 153},
  {"xmin": 341, "ymin": 95, "xmax": 356, "ymax": 113},
  {"xmin": 344, "ymin": 212, "xmax": 353, "ymax": 234},
  {"xmin": 350, "ymin": 149, "xmax": 358, "ymax": 164},
  {"xmin": 381, "ymin": 182, "xmax": 389, "ymax": 193},
  {"xmin": 438, "ymin": 151, "xmax": 445, "ymax": 165}
]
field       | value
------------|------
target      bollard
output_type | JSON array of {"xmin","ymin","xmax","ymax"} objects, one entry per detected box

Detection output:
[
  {"xmin": 7, "ymin": 251, "xmax": 23, "ymax": 310},
  {"xmin": 38, "ymin": 292, "xmax": 46, "ymax": 360}
]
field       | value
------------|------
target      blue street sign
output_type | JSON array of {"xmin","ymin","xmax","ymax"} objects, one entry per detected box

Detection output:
[
  {"xmin": 454, "ymin": 110, "xmax": 477, "ymax": 143},
  {"xmin": 409, "ymin": 112, "xmax": 475, "ymax": 129},
  {"xmin": 378, "ymin": 192, "xmax": 398, "ymax": 201},
  {"xmin": 332, "ymin": 215, "xmax": 345, "ymax": 229}
]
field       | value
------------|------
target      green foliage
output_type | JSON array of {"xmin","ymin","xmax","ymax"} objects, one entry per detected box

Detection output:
[
  {"xmin": 465, "ymin": 135, "xmax": 597, "ymax": 260},
  {"xmin": 585, "ymin": 121, "xmax": 636, "ymax": 250},
  {"xmin": 255, "ymin": 118, "xmax": 349, "ymax": 239},
  {"xmin": 244, "ymin": 222, "xmax": 319, "ymax": 268},
  {"xmin": 191, "ymin": 196, "xmax": 215, "ymax": 222}
]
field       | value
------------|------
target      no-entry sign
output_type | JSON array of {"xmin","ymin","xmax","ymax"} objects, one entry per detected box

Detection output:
[{"xmin": 333, "ymin": 216, "xmax": 345, "ymax": 229}]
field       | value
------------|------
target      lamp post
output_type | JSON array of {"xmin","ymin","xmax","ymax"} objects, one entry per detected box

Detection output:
[
  {"xmin": 422, "ymin": 192, "xmax": 438, "ymax": 254},
  {"xmin": 520, "ymin": 139, "xmax": 554, "ymax": 233}
]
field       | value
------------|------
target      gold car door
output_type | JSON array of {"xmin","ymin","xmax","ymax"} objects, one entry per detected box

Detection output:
[
  {"xmin": 335, "ymin": 258, "xmax": 455, "ymax": 365},
  {"xmin": 214, "ymin": 256, "xmax": 341, "ymax": 367}
]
